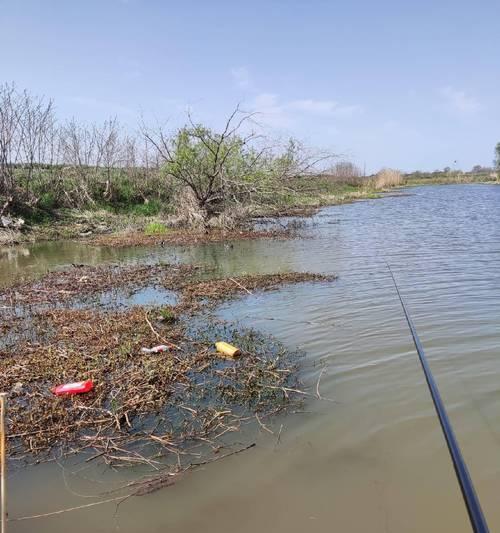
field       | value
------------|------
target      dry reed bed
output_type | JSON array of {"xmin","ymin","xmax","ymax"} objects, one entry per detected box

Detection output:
[
  {"xmin": 0, "ymin": 264, "xmax": 334, "ymax": 477},
  {"xmin": 0, "ymin": 263, "xmax": 200, "ymax": 307},
  {"xmin": 86, "ymin": 227, "xmax": 293, "ymax": 248},
  {"xmin": 0, "ymin": 262, "xmax": 332, "ymax": 310},
  {"xmin": 1, "ymin": 307, "xmax": 301, "ymax": 471}
]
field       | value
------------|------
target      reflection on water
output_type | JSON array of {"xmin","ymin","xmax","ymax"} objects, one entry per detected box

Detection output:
[
  {"xmin": 4, "ymin": 184, "xmax": 500, "ymax": 532},
  {"xmin": 97, "ymin": 286, "xmax": 178, "ymax": 308}
]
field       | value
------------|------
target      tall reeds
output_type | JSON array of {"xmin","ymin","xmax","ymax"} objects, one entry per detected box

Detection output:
[{"xmin": 371, "ymin": 168, "xmax": 403, "ymax": 189}]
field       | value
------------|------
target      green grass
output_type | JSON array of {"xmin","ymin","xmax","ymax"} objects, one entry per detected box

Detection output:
[
  {"xmin": 159, "ymin": 307, "xmax": 177, "ymax": 323},
  {"xmin": 404, "ymin": 171, "xmax": 499, "ymax": 185},
  {"xmin": 144, "ymin": 221, "xmax": 168, "ymax": 235},
  {"xmin": 130, "ymin": 201, "xmax": 162, "ymax": 216}
]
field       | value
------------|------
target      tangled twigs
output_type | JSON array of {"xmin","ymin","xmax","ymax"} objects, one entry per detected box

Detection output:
[
  {"xmin": 121, "ymin": 442, "xmax": 257, "ymax": 497},
  {"xmin": 0, "ymin": 306, "xmax": 304, "ymax": 467},
  {"xmin": 9, "ymin": 441, "xmax": 258, "ymax": 522},
  {"xmin": 144, "ymin": 310, "xmax": 181, "ymax": 351},
  {"xmin": 229, "ymin": 277, "xmax": 253, "ymax": 295},
  {"xmin": 86, "ymin": 228, "xmax": 294, "ymax": 248},
  {"xmin": 0, "ymin": 262, "xmax": 336, "ymax": 477}
]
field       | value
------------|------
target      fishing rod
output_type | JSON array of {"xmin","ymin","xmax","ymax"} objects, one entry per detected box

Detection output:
[{"xmin": 386, "ymin": 262, "xmax": 489, "ymax": 533}]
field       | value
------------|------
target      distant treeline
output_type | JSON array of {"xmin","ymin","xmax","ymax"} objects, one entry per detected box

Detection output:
[{"xmin": 404, "ymin": 168, "xmax": 498, "ymax": 184}]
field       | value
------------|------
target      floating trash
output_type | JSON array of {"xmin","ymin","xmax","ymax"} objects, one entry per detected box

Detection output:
[
  {"xmin": 215, "ymin": 341, "xmax": 241, "ymax": 358},
  {"xmin": 52, "ymin": 379, "xmax": 94, "ymax": 396}
]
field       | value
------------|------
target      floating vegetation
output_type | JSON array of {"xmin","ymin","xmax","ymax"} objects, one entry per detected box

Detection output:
[
  {"xmin": 0, "ymin": 307, "xmax": 302, "ymax": 470},
  {"xmin": 0, "ymin": 262, "xmax": 333, "ymax": 311},
  {"xmin": 86, "ymin": 227, "xmax": 294, "ymax": 248},
  {"xmin": 0, "ymin": 256, "xmax": 335, "ymax": 495},
  {"xmin": 178, "ymin": 272, "xmax": 333, "ymax": 303},
  {"xmin": 0, "ymin": 262, "xmax": 201, "ymax": 307}
]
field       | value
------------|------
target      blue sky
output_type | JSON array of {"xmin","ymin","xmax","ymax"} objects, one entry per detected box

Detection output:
[{"xmin": 1, "ymin": 0, "xmax": 499, "ymax": 172}]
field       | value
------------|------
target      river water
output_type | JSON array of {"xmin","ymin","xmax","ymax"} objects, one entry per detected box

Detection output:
[{"xmin": 2, "ymin": 184, "xmax": 500, "ymax": 532}]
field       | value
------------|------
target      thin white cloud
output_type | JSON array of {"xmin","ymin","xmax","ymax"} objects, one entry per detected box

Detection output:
[
  {"xmin": 228, "ymin": 68, "xmax": 362, "ymax": 131},
  {"xmin": 250, "ymin": 93, "xmax": 291, "ymax": 128},
  {"xmin": 249, "ymin": 93, "xmax": 362, "ymax": 128},
  {"xmin": 231, "ymin": 66, "xmax": 251, "ymax": 89},
  {"xmin": 439, "ymin": 86, "xmax": 482, "ymax": 115}
]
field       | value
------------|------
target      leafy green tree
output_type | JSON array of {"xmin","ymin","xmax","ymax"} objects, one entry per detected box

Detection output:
[
  {"xmin": 143, "ymin": 108, "xmax": 334, "ymax": 225},
  {"xmin": 494, "ymin": 142, "xmax": 500, "ymax": 170},
  {"xmin": 143, "ymin": 110, "xmax": 266, "ymax": 222}
]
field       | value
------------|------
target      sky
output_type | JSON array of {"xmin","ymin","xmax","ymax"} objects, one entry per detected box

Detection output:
[{"xmin": 1, "ymin": 0, "xmax": 499, "ymax": 172}]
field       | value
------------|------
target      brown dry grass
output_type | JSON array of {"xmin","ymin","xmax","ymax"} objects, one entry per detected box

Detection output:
[
  {"xmin": 371, "ymin": 168, "xmax": 403, "ymax": 190},
  {"xmin": 0, "ymin": 306, "xmax": 301, "ymax": 470},
  {"xmin": 86, "ymin": 227, "xmax": 293, "ymax": 248},
  {"xmin": 0, "ymin": 263, "xmax": 335, "ymax": 470}
]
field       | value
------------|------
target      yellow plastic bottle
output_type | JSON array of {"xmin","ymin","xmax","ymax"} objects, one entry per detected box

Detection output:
[{"xmin": 215, "ymin": 342, "xmax": 241, "ymax": 358}]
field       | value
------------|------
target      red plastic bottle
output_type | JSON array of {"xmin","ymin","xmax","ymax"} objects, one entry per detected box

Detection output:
[{"xmin": 52, "ymin": 379, "xmax": 94, "ymax": 396}]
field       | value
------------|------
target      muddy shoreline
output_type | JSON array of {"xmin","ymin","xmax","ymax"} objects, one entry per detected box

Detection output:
[{"xmin": 0, "ymin": 185, "xmax": 384, "ymax": 247}]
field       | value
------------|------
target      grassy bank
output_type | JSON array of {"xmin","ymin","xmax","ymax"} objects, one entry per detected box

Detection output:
[
  {"xmin": 1, "ymin": 85, "xmax": 499, "ymax": 247},
  {"xmin": 404, "ymin": 169, "xmax": 499, "ymax": 186},
  {"xmin": 2, "ymin": 163, "xmax": 498, "ymax": 247},
  {"xmin": 0, "ymin": 170, "xmax": 404, "ymax": 245}
]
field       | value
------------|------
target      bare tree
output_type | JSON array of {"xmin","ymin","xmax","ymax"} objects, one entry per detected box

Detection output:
[
  {"xmin": 0, "ymin": 83, "xmax": 56, "ymax": 217},
  {"xmin": 94, "ymin": 118, "xmax": 122, "ymax": 199},
  {"xmin": 0, "ymin": 83, "xmax": 24, "ymax": 204},
  {"xmin": 143, "ymin": 107, "xmax": 337, "ymax": 225},
  {"xmin": 142, "ymin": 107, "xmax": 263, "ymax": 222}
]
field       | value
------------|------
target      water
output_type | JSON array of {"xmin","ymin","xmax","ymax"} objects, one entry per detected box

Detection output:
[{"xmin": 3, "ymin": 184, "xmax": 500, "ymax": 532}]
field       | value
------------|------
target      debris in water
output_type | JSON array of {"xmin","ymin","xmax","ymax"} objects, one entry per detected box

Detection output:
[
  {"xmin": 215, "ymin": 341, "xmax": 241, "ymax": 358},
  {"xmin": 141, "ymin": 345, "xmax": 170, "ymax": 354},
  {"xmin": 12, "ymin": 382, "xmax": 23, "ymax": 394},
  {"xmin": 0, "ymin": 264, "xmax": 335, "ymax": 473},
  {"xmin": 51, "ymin": 379, "xmax": 94, "ymax": 396}
]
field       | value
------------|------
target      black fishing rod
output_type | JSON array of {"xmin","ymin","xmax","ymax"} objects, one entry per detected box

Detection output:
[{"xmin": 386, "ymin": 262, "xmax": 489, "ymax": 533}]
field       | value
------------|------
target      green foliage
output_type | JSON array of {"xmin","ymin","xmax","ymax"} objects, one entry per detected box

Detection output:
[
  {"xmin": 495, "ymin": 142, "xmax": 500, "ymax": 169},
  {"xmin": 164, "ymin": 125, "xmax": 266, "ymax": 211},
  {"xmin": 161, "ymin": 125, "xmax": 306, "ymax": 220},
  {"xmin": 38, "ymin": 191, "xmax": 57, "ymax": 211},
  {"xmin": 159, "ymin": 307, "xmax": 177, "ymax": 323},
  {"xmin": 144, "ymin": 221, "xmax": 168, "ymax": 235},
  {"xmin": 130, "ymin": 200, "xmax": 162, "ymax": 216}
]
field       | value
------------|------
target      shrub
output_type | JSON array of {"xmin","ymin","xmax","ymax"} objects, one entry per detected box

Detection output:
[
  {"xmin": 131, "ymin": 200, "xmax": 162, "ymax": 216},
  {"xmin": 38, "ymin": 191, "xmax": 57, "ymax": 211}
]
